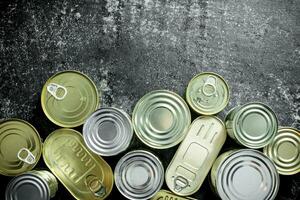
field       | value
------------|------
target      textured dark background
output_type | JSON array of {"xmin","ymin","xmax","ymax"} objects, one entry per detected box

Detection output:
[{"xmin": 0, "ymin": 0, "xmax": 299, "ymax": 199}]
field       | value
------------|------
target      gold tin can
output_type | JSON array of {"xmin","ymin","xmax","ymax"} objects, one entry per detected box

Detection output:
[
  {"xmin": 166, "ymin": 116, "xmax": 226, "ymax": 196},
  {"xmin": 264, "ymin": 127, "xmax": 300, "ymax": 175},
  {"xmin": 43, "ymin": 128, "xmax": 113, "ymax": 200},
  {"xmin": 151, "ymin": 190, "xmax": 197, "ymax": 200},
  {"xmin": 41, "ymin": 70, "xmax": 99, "ymax": 128},
  {"xmin": 0, "ymin": 118, "xmax": 42, "ymax": 176}
]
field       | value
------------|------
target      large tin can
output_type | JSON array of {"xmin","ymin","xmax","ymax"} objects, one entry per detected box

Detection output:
[
  {"xmin": 132, "ymin": 90, "xmax": 191, "ymax": 149},
  {"xmin": 5, "ymin": 170, "xmax": 58, "ymax": 200},
  {"xmin": 264, "ymin": 127, "xmax": 300, "ymax": 175},
  {"xmin": 43, "ymin": 128, "xmax": 113, "ymax": 200},
  {"xmin": 166, "ymin": 116, "xmax": 226, "ymax": 196},
  {"xmin": 83, "ymin": 107, "xmax": 133, "ymax": 156},
  {"xmin": 210, "ymin": 149, "xmax": 280, "ymax": 200},
  {"xmin": 41, "ymin": 70, "xmax": 99, "ymax": 128},
  {"xmin": 186, "ymin": 72, "xmax": 230, "ymax": 115},
  {"xmin": 0, "ymin": 118, "xmax": 42, "ymax": 176},
  {"xmin": 225, "ymin": 102, "xmax": 278, "ymax": 148},
  {"xmin": 151, "ymin": 190, "xmax": 197, "ymax": 200},
  {"xmin": 114, "ymin": 150, "xmax": 164, "ymax": 200}
]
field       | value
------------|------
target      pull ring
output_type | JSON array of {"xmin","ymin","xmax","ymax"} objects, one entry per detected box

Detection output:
[
  {"xmin": 202, "ymin": 75, "xmax": 217, "ymax": 97},
  {"xmin": 47, "ymin": 83, "xmax": 68, "ymax": 100},
  {"xmin": 85, "ymin": 175, "xmax": 106, "ymax": 197},
  {"xmin": 174, "ymin": 176, "xmax": 189, "ymax": 192},
  {"xmin": 17, "ymin": 148, "xmax": 35, "ymax": 164}
]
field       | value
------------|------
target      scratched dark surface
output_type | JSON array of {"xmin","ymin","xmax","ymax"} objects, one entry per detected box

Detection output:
[{"xmin": 0, "ymin": 0, "xmax": 299, "ymax": 199}]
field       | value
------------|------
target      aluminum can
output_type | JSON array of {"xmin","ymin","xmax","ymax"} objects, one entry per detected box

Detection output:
[{"xmin": 151, "ymin": 190, "xmax": 197, "ymax": 200}]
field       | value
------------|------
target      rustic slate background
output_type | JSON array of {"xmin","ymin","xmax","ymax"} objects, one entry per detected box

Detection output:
[{"xmin": 0, "ymin": 0, "xmax": 299, "ymax": 199}]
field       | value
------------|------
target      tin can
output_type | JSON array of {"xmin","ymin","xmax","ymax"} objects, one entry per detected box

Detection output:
[
  {"xmin": 210, "ymin": 149, "xmax": 280, "ymax": 200},
  {"xmin": 225, "ymin": 102, "xmax": 278, "ymax": 148},
  {"xmin": 186, "ymin": 72, "xmax": 230, "ymax": 115},
  {"xmin": 264, "ymin": 127, "xmax": 300, "ymax": 175},
  {"xmin": 114, "ymin": 150, "xmax": 164, "ymax": 200},
  {"xmin": 83, "ymin": 107, "xmax": 133, "ymax": 156},
  {"xmin": 166, "ymin": 116, "xmax": 226, "ymax": 196},
  {"xmin": 0, "ymin": 118, "xmax": 42, "ymax": 176},
  {"xmin": 5, "ymin": 170, "xmax": 58, "ymax": 200},
  {"xmin": 41, "ymin": 70, "xmax": 99, "ymax": 128},
  {"xmin": 151, "ymin": 190, "xmax": 197, "ymax": 200},
  {"xmin": 132, "ymin": 90, "xmax": 191, "ymax": 149},
  {"xmin": 43, "ymin": 128, "xmax": 113, "ymax": 200}
]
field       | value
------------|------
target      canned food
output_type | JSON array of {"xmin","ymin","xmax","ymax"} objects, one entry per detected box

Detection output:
[
  {"xmin": 166, "ymin": 116, "xmax": 226, "ymax": 196},
  {"xmin": 151, "ymin": 190, "xmax": 197, "ymax": 200},
  {"xmin": 0, "ymin": 119, "xmax": 42, "ymax": 176},
  {"xmin": 41, "ymin": 70, "xmax": 99, "ymax": 128},
  {"xmin": 225, "ymin": 102, "xmax": 278, "ymax": 148},
  {"xmin": 5, "ymin": 170, "xmax": 58, "ymax": 200},
  {"xmin": 132, "ymin": 90, "xmax": 191, "ymax": 149},
  {"xmin": 114, "ymin": 150, "xmax": 164, "ymax": 200},
  {"xmin": 186, "ymin": 72, "xmax": 229, "ymax": 115},
  {"xmin": 264, "ymin": 127, "xmax": 300, "ymax": 175},
  {"xmin": 210, "ymin": 149, "xmax": 280, "ymax": 200},
  {"xmin": 83, "ymin": 107, "xmax": 133, "ymax": 156},
  {"xmin": 43, "ymin": 128, "xmax": 113, "ymax": 200}
]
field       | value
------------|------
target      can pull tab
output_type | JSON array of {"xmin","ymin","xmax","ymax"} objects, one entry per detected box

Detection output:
[
  {"xmin": 17, "ymin": 148, "xmax": 35, "ymax": 164},
  {"xmin": 202, "ymin": 75, "xmax": 218, "ymax": 97},
  {"xmin": 47, "ymin": 83, "xmax": 68, "ymax": 100},
  {"xmin": 85, "ymin": 175, "xmax": 106, "ymax": 198},
  {"xmin": 174, "ymin": 176, "xmax": 189, "ymax": 192}
]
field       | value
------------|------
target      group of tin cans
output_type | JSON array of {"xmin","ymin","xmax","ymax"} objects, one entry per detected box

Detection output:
[{"xmin": 0, "ymin": 70, "xmax": 299, "ymax": 200}]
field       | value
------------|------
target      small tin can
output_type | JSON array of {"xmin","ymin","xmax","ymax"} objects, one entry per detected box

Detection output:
[
  {"xmin": 132, "ymin": 90, "xmax": 191, "ymax": 149},
  {"xmin": 43, "ymin": 128, "xmax": 113, "ymax": 200},
  {"xmin": 5, "ymin": 170, "xmax": 58, "ymax": 200},
  {"xmin": 225, "ymin": 102, "xmax": 278, "ymax": 148},
  {"xmin": 166, "ymin": 116, "xmax": 226, "ymax": 196},
  {"xmin": 151, "ymin": 190, "xmax": 197, "ymax": 200},
  {"xmin": 41, "ymin": 70, "xmax": 99, "ymax": 128},
  {"xmin": 114, "ymin": 150, "xmax": 164, "ymax": 200},
  {"xmin": 264, "ymin": 127, "xmax": 300, "ymax": 175},
  {"xmin": 186, "ymin": 72, "xmax": 230, "ymax": 115},
  {"xmin": 210, "ymin": 149, "xmax": 280, "ymax": 200},
  {"xmin": 0, "ymin": 118, "xmax": 42, "ymax": 176},
  {"xmin": 83, "ymin": 107, "xmax": 133, "ymax": 156}
]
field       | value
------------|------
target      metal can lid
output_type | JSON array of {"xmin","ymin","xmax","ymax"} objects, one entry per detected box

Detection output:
[
  {"xmin": 216, "ymin": 149, "xmax": 279, "ymax": 200},
  {"xmin": 186, "ymin": 72, "xmax": 229, "ymax": 115},
  {"xmin": 41, "ymin": 70, "xmax": 99, "ymax": 128},
  {"xmin": 114, "ymin": 150, "xmax": 164, "ymax": 200},
  {"xmin": 0, "ymin": 119, "xmax": 42, "ymax": 176},
  {"xmin": 151, "ymin": 190, "xmax": 197, "ymax": 200},
  {"xmin": 231, "ymin": 102, "xmax": 278, "ymax": 148},
  {"xmin": 132, "ymin": 90, "xmax": 191, "ymax": 149},
  {"xmin": 5, "ymin": 173, "xmax": 50, "ymax": 200},
  {"xmin": 83, "ymin": 107, "xmax": 133, "ymax": 156},
  {"xmin": 264, "ymin": 127, "xmax": 300, "ymax": 175}
]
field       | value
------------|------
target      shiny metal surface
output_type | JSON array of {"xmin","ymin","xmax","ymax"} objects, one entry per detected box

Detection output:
[{"xmin": 151, "ymin": 190, "xmax": 197, "ymax": 200}]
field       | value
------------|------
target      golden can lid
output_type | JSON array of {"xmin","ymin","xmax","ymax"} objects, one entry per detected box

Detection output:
[
  {"xmin": 41, "ymin": 71, "xmax": 99, "ymax": 128},
  {"xmin": 0, "ymin": 119, "xmax": 42, "ymax": 176},
  {"xmin": 43, "ymin": 128, "xmax": 114, "ymax": 200},
  {"xmin": 151, "ymin": 190, "xmax": 197, "ymax": 200},
  {"xmin": 186, "ymin": 72, "xmax": 229, "ymax": 115},
  {"xmin": 264, "ymin": 127, "xmax": 300, "ymax": 175}
]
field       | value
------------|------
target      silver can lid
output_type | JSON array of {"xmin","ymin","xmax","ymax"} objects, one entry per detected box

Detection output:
[
  {"xmin": 83, "ymin": 107, "xmax": 133, "ymax": 156},
  {"xmin": 114, "ymin": 150, "xmax": 164, "ymax": 200},
  {"xmin": 216, "ymin": 149, "xmax": 280, "ymax": 200}
]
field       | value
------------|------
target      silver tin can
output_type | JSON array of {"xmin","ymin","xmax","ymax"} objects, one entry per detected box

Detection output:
[
  {"xmin": 114, "ymin": 150, "xmax": 164, "ymax": 200},
  {"xmin": 83, "ymin": 107, "xmax": 133, "ymax": 156}
]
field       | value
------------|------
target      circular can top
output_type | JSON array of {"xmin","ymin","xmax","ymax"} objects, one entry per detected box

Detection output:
[
  {"xmin": 5, "ymin": 172, "xmax": 51, "ymax": 200},
  {"xmin": 132, "ymin": 90, "xmax": 191, "ymax": 149},
  {"xmin": 231, "ymin": 102, "xmax": 278, "ymax": 148},
  {"xmin": 83, "ymin": 107, "xmax": 133, "ymax": 156},
  {"xmin": 0, "ymin": 119, "xmax": 42, "ymax": 176},
  {"xmin": 264, "ymin": 127, "xmax": 300, "ymax": 175},
  {"xmin": 114, "ymin": 150, "xmax": 164, "ymax": 200},
  {"xmin": 41, "ymin": 70, "xmax": 99, "ymax": 128},
  {"xmin": 186, "ymin": 72, "xmax": 229, "ymax": 115},
  {"xmin": 216, "ymin": 149, "xmax": 279, "ymax": 200}
]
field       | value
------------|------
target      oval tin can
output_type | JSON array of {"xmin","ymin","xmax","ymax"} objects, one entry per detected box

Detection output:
[
  {"xmin": 210, "ymin": 149, "xmax": 280, "ymax": 200},
  {"xmin": 0, "ymin": 118, "xmax": 42, "ymax": 176},
  {"xmin": 165, "ymin": 116, "xmax": 226, "ymax": 196},
  {"xmin": 43, "ymin": 128, "xmax": 113, "ymax": 200},
  {"xmin": 83, "ymin": 107, "xmax": 133, "ymax": 156},
  {"xmin": 151, "ymin": 190, "xmax": 197, "ymax": 200},
  {"xmin": 114, "ymin": 150, "xmax": 164, "ymax": 200},
  {"xmin": 41, "ymin": 70, "xmax": 99, "ymax": 128},
  {"xmin": 264, "ymin": 127, "xmax": 300, "ymax": 175},
  {"xmin": 132, "ymin": 90, "xmax": 191, "ymax": 149}
]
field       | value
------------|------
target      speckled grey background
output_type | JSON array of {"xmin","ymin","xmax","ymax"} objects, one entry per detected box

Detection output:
[{"xmin": 0, "ymin": 0, "xmax": 299, "ymax": 199}]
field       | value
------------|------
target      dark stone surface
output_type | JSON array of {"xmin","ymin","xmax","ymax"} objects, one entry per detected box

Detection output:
[{"xmin": 0, "ymin": 0, "xmax": 299, "ymax": 199}]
